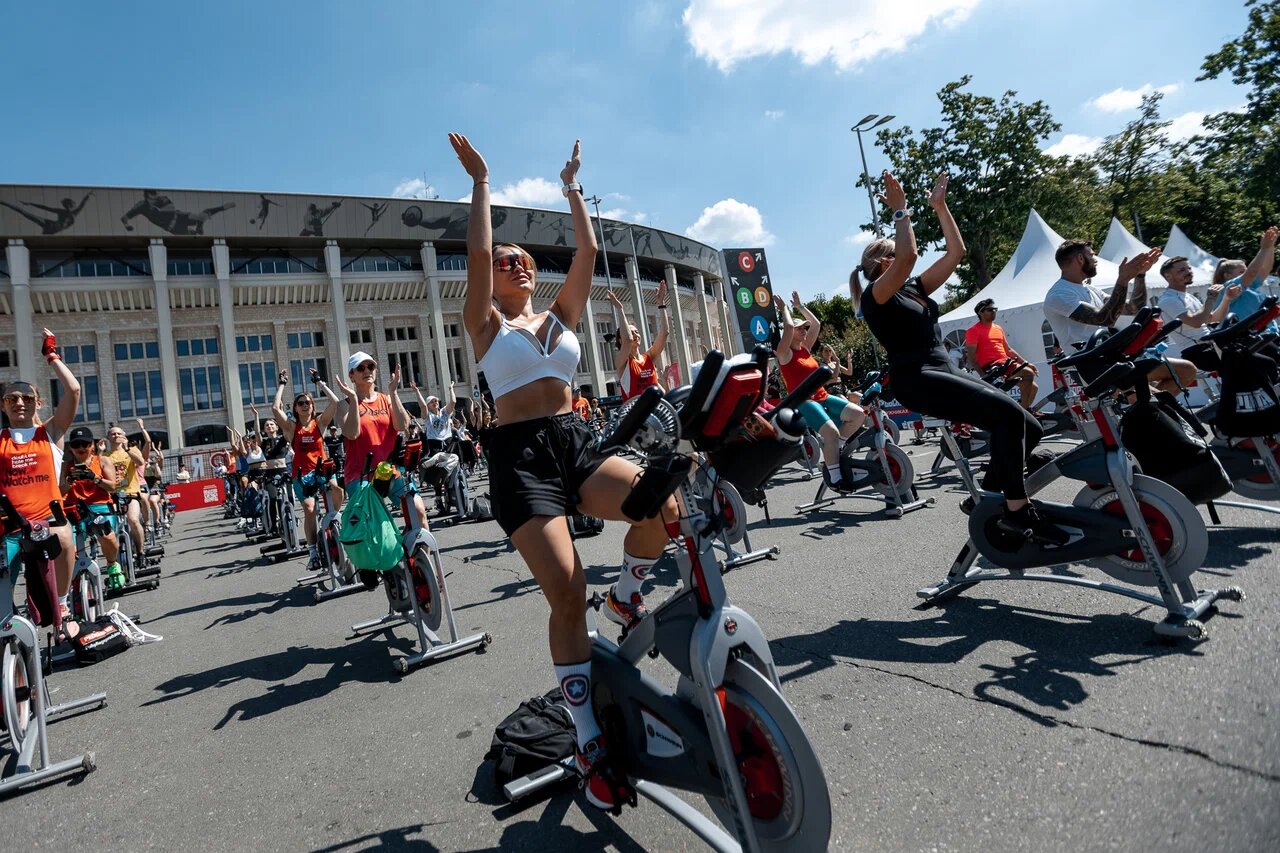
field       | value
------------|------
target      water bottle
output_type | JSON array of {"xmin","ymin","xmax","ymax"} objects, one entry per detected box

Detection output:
[{"xmin": 374, "ymin": 461, "xmax": 394, "ymax": 482}]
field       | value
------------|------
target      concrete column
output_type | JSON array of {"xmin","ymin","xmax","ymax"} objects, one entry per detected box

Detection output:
[
  {"xmin": 324, "ymin": 241, "xmax": 350, "ymax": 374},
  {"xmin": 148, "ymin": 240, "xmax": 184, "ymax": 448},
  {"xmin": 370, "ymin": 314, "xmax": 389, "ymax": 377},
  {"xmin": 623, "ymin": 256, "xmax": 650, "ymax": 347},
  {"xmin": 415, "ymin": 314, "xmax": 435, "ymax": 389},
  {"xmin": 420, "ymin": 242, "xmax": 451, "ymax": 394},
  {"xmin": 580, "ymin": 295, "xmax": 608, "ymax": 397},
  {"xmin": 212, "ymin": 240, "xmax": 245, "ymax": 435},
  {"xmin": 95, "ymin": 329, "xmax": 117, "ymax": 424},
  {"xmin": 664, "ymin": 264, "xmax": 693, "ymax": 382},
  {"xmin": 322, "ymin": 316, "xmax": 341, "ymax": 388},
  {"xmin": 6, "ymin": 241, "xmax": 34, "ymax": 379},
  {"xmin": 694, "ymin": 273, "xmax": 714, "ymax": 361}
]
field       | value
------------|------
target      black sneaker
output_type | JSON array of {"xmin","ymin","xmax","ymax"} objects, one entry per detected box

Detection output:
[
  {"xmin": 997, "ymin": 504, "xmax": 1070, "ymax": 546},
  {"xmin": 823, "ymin": 469, "xmax": 856, "ymax": 494}
]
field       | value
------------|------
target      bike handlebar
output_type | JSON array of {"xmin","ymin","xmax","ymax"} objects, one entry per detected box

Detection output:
[
  {"xmin": 0, "ymin": 494, "xmax": 67, "ymax": 536},
  {"xmin": 598, "ymin": 385, "xmax": 664, "ymax": 455},
  {"xmin": 1202, "ymin": 295, "xmax": 1280, "ymax": 344}
]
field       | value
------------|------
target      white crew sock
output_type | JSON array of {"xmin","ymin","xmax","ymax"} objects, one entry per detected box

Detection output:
[
  {"xmin": 554, "ymin": 660, "xmax": 601, "ymax": 749},
  {"xmin": 827, "ymin": 462, "xmax": 843, "ymax": 483},
  {"xmin": 613, "ymin": 551, "xmax": 653, "ymax": 603}
]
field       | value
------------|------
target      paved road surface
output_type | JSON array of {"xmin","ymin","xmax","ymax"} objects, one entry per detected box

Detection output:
[{"xmin": 5, "ymin": 445, "xmax": 1279, "ymax": 851}]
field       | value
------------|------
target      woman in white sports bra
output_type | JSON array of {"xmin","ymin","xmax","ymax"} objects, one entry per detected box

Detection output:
[{"xmin": 450, "ymin": 133, "xmax": 676, "ymax": 811}]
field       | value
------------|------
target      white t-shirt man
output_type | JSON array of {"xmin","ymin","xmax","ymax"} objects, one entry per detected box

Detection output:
[
  {"xmin": 1044, "ymin": 278, "xmax": 1109, "ymax": 351},
  {"xmin": 1155, "ymin": 289, "xmax": 1208, "ymax": 356}
]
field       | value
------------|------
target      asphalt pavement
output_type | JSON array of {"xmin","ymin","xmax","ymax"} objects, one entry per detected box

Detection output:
[{"xmin": 3, "ymin": 440, "xmax": 1278, "ymax": 852}]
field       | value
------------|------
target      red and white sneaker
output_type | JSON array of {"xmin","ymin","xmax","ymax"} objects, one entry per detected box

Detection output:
[
  {"xmin": 603, "ymin": 586, "xmax": 649, "ymax": 633},
  {"xmin": 576, "ymin": 737, "xmax": 635, "ymax": 812}
]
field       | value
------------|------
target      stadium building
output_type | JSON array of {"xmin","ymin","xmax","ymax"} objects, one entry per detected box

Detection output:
[{"xmin": 0, "ymin": 185, "xmax": 735, "ymax": 453}]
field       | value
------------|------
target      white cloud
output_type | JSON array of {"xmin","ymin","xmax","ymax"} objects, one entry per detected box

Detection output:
[
  {"xmin": 764, "ymin": 109, "xmax": 785, "ymax": 120},
  {"xmin": 1165, "ymin": 110, "xmax": 1208, "ymax": 141},
  {"xmin": 845, "ymin": 230, "xmax": 876, "ymax": 248},
  {"xmin": 599, "ymin": 208, "xmax": 648, "ymax": 223},
  {"xmin": 490, "ymin": 177, "xmax": 564, "ymax": 207},
  {"xmin": 392, "ymin": 178, "xmax": 436, "ymax": 199},
  {"xmin": 1089, "ymin": 83, "xmax": 1180, "ymax": 113},
  {"xmin": 683, "ymin": 0, "xmax": 980, "ymax": 72},
  {"xmin": 685, "ymin": 198, "xmax": 775, "ymax": 246},
  {"xmin": 1044, "ymin": 133, "xmax": 1103, "ymax": 159}
]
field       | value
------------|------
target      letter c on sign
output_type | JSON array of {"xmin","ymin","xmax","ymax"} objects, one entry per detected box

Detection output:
[{"xmin": 738, "ymin": 252, "xmax": 755, "ymax": 273}]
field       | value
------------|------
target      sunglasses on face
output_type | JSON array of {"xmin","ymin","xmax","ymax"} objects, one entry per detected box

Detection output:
[
  {"xmin": 493, "ymin": 254, "xmax": 532, "ymax": 273},
  {"xmin": 69, "ymin": 441, "xmax": 92, "ymax": 450},
  {"xmin": 295, "ymin": 400, "xmax": 313, "ymax": 407},
  {"xmin": 355, "ymin": 363, "xmax": 377, "ymax": 373},
  {"xmin": 3, "ymin": 394, "xmax": 36, "ymax": 405}
]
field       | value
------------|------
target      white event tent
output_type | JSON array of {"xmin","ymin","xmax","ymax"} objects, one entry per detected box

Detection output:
[
  {"xmin": 1164, "ymin": 224, "xmax": 1221, "ymax": 283},
  {"xmin": 937, "ymin": 209, "xmax": 1122, "ymax": 372}
]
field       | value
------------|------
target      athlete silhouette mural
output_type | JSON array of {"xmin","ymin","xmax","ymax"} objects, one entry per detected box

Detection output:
[
  {"xmin": 250, "ymin": 194, "xmax": 282, "ymax": 229},
  {"xmin": 121, "ymin": 190, "xmax": 236, "ymax": 235},
  {"xmin": 401, "ymin": 204, "xmax": 506, "ymax": 240},
  {"xmin": 361, "ymin": 201, "xmax": 389, "ymax": 236},
  {"xmin": 300, "ymin": 200, "xmax": 343, "ymax": 237},
  {"xmin": 1, "ymin": 192, "xmax": 93, "ymax": 235}
]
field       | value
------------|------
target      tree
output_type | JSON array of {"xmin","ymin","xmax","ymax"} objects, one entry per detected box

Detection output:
[
  {"xmin": 865, "ymin": 76, "xmax": 1066, "ymax": 302},
  {"xmin": 1091, "ymin": 92, "xmax": 1172, "ymax": 234},
  {"xmin": 1191, "ymin": 0, "xmax": 1280, "ymax": 237}
]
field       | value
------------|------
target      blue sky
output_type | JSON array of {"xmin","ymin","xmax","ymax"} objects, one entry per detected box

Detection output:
[{"xmin": 0, "ymin": 0, "xmax": 1251, "ymax": 300}]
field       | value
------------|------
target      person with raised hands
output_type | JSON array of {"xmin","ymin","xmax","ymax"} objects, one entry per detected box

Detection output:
[
  {"xmin": 775, "ymin": 289, "xmax": 866, "ymax": 491},
  {"xmin": 607, "ymin": 279, "xmax": 669, "ymax": 400},
  {"xmin": 854, "ymin": 172, "xmax": 1065, "ymax": 543},
  {"xmin": 1, "ymin": 328, "xmax": 82, "ymax": 637},
  {"xmin": 272, "ymin": 368, "xmax": 341, "ymax": 569},
  {"xmin": 332, "ymin": 353, "xmax": 429, "ymax": 531},
  {"xmin": 449, "ymin": 131, "xmax": 677, "ymax": 811}
]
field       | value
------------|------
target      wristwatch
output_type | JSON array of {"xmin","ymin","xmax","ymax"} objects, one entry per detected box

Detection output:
[
  {"xmin": 562, "ymin": 182, "xmax": 583, "ymax": 197},
  {"xmin": 892, "ymin": 208, "xmax": 912, "ymax": 222}
]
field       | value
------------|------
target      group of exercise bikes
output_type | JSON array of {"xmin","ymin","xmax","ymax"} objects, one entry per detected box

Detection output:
[
  {"xmin": 6, "ymin": 300, "xmax": 1280, "ymax": 850},
  {"xmin": 1, "ymin": 477, "xmax": 172, "ymax": 794}
]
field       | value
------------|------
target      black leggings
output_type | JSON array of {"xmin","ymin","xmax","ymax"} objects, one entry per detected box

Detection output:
[{"xmin": 891, "ymin": 355, "xmax": 1042, "ymax": 500}]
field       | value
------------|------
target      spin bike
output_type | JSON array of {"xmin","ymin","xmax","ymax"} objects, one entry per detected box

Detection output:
[
  {"xmin": 505, "ymin": 355, "xmax": 831, "ymax": 853},
  {"xmin": 347, "ymin": 440, "xmax": 492, "ymax": 674},
  {"xmin": 919, "ymin": 307, "xmax": 1242, "ymax": 639},
  {"xmin": 0, "ymin": 495, "xmax": 106, "ymax": 795},
  {"xmin": 796, "ymin": 371, "xmax": 930, "ymax": 518},
  {"xmin": 1188, "ymin": 296, "xmax": 1280, "ymax": 516},
  {"xmin": 258, "ymin": 469, "xmax": 308, "ymax": 564},
  {"xmin": 105, "ymin": 493, "xmax": 160, "ymax": 597},
  {"xmin": 63, "ymin": 500, "xmax": 107, "ymax": 624},
  {"xmin": 296, "ymin": 458, "xmax": 365, "ymax": 602}
]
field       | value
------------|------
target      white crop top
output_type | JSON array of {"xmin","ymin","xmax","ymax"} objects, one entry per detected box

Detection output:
[{"xmin": 478, "ymin": 312, "xmax": 581, "ymax": 399}]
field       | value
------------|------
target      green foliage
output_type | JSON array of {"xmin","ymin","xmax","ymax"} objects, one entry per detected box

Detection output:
[{"xmin": 1092, "ymin": 93, "xmax": 1172, "ymax": 225}]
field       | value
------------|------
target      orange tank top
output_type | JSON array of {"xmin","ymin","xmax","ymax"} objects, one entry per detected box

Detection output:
[
  {"xmin": 344, "ymin": 393, "xmax": 398, "ymax": 484},
  {"xmin": 621, "ymin": 353, "xmax": 659, "ymax": 401},
  {"xmin": 778, "ymin": 346, "xmax": 829, "ymax": 403},
  {"xmin": 291, "ymin": 419, "xmax": 327, "ymax": 477},
  {"xmin": 0, "ymin": 426, "xmax": 64, "ymax": 522},
  {"xmin": 67, "ymin": 454, "xmax": 113, "ymax": 506}
]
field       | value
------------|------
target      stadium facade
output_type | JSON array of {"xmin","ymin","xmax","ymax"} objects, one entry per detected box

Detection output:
[{"xmin": 0, "ymin": 185, "xmax": 735, "ymax": 449}]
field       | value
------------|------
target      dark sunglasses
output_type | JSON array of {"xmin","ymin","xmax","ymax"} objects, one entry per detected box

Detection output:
[
  {"xmin": 294, "ymin": 399, "xmax": 314, "ymax": 407},
  {"xmin": 68, "ymin": 441, "xmax": 92, "ymax": 449},
  {"xmin": 354, "ymin": 362, "xmax": 377, "ymax": 373},
  {"xmin": 3, "ymin": 394, "xmax": 36, "ymax": 405},
  {"xmin": 493, "ymin": 254, "xmax": 532, "ymax": 273}
]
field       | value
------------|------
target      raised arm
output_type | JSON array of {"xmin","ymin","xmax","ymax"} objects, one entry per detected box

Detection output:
[
  {"xmin": 271, "ymin": 370, "xmax": 295, "ymax": 440},
  {"xmin": 450, "ymin": 132, "xmax": 500, "ymax": 351},
  {"xmin": 1209, "ymin": 283, "xmax": 1241, "ymax": 324},
  {"xmin": 792, "ymin": 290, "xmax": 821, "ymax": 350},
  {"xmin": 645, "ymin": 279, "xmax": 670, "ymax": 362},
  {"xmin": 606, "ymin": 289, "xmax": 631, "ymax": 375},
  {"xmin": 333, "ymin": 375, "xmax": 360, "ymax": 441},
  {"xmin": 839, "ymin": 351, "xmax": 854, "ymax": 377},
  {"xmin": 135, "ymin": 416, "xmax": 154, "ymax": 457},
  {"xmin": 42, "ymin": 329, "xmax": 80, "ymax": 442},
  {"xmin": 444, "ymin": 380, "xmax": 457, "ymax": 416},
  {"xmin": 1240, "ymin": 226, "xmax": 1279, "ymax": 288},
  {"xmin": 1069, "ymin": 249, "xmax": 1161, "ymax": 326},
  {"xmin": 918, "ymin": 173, "xmax": 966, "ymax": 294},
  {"xmin": 866, "ymin": 173, "xmax": 919, "ymax": 305},
  {"xmin": 387, "ymin": 364, "xmax": 409, "ymax": 432},
  {"xmin": 550, "ymin": 141, "xmax": 596, "ymax": 328},
  {"xmin": 774, "ymin": 297, "xmax": 796, "ymax": 362}
]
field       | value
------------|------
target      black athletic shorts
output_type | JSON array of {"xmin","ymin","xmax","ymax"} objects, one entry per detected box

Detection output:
[{"xmin": 487, "ymin": 412, "xmax": 606, "ymax": 537}]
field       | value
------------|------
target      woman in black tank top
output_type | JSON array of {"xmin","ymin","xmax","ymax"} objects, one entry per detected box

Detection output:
[{"xmin": 852, "ymin": 172, "xmax": 1062, "ymax": 543}]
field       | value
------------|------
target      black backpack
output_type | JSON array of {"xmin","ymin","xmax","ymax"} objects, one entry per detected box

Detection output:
[
  {"xmin": 1121, "ymin": 391, "xmax": 1232, "ymax": 504},
  {"xmin": 486, "ymin": 688, "xmax": 577, "ymax": 786},
  {"xmin": 1212, "ymin": 345, "xmax": 1280, "ymax": 438}
]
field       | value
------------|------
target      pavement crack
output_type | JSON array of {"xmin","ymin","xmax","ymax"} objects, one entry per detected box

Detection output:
[{"xmin": 772, "ymin": 639, "xmax": 1280, "ymax": 785}]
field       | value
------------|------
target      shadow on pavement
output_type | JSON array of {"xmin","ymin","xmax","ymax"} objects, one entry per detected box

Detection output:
[{"xmin": 771, "ymin": 598, "xmax": 1202, "ymax": 724}]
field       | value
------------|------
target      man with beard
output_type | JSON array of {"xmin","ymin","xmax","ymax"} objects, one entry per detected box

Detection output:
[{"xmin": 1044, "ymin": 239, "xmax": 1194, "ymax": 393}]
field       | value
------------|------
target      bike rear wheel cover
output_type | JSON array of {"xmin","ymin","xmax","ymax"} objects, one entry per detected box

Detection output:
[
  {"xmin": 1074, "ymin": 474, "xmax": 1206, "ymax": 586},
  {"xmin": 704, "ymin": 660, "xmax": 831, "ymax": 852},
  {"xmin": 412, "ymin": 544, "xmax": 443, "ymax": 633},
  {"xmin": 2, "ymin": 641, "xmax": 32, "ymax": 754}
]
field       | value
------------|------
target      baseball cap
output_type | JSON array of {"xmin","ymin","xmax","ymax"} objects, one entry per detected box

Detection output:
[
  {"xmin": 347, "ymin": 351, "xmax": 376, "ymax": 373},
  {"xmin": 975, "ymin": 298, "xmax": 997, "ymax": 315},
  {"xmin": 67, "ymin": 426, "xmax": 95, "ymax": 445},
  {"xmin": 425, "ymin": 395, "xmax": 440, "ymax": 405}
]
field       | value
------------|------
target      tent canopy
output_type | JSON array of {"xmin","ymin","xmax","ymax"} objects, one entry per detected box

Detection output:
[{"xmin": 1163, "ymin": 223, "xmax": 1220, "ymax": 282}]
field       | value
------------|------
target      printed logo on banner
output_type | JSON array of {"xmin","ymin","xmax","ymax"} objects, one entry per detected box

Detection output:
[{"xmin": 203, "ymin": 486, "xmax": 218, "ymax": 503}]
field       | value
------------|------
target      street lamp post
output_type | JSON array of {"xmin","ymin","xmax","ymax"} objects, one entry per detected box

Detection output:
[
  {"xmin": 850, "ymin": 114, "xmax": 895, "ymax": 236},
  {"xmin": 584, "ymin": 194, "xmax": 614, "ymax": 293}
]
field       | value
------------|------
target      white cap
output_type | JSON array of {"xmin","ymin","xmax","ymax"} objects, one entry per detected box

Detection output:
[
  {"xmin": 347, "ymin": 351, "xmax": 376, "ymax": 373},
  {"xmin": 425, "ymin": 395, "xmax": 440, "ymax": 405}
]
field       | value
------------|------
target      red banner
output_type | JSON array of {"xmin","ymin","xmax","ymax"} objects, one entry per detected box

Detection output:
[{"xmin": 166, "ymin": 478, "xmax": 225, "ymax": 512}]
